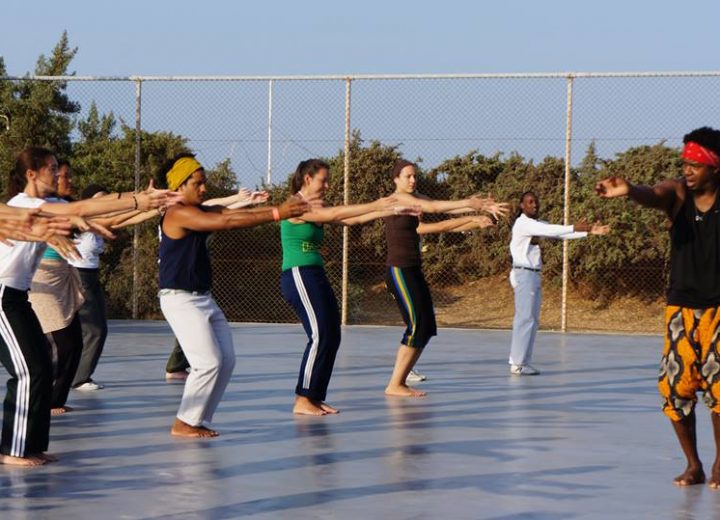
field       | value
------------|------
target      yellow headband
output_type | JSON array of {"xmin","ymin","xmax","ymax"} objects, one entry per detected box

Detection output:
[{"xmin": 166, "ymin": 157, "xmax": 203, "ymax": 190}]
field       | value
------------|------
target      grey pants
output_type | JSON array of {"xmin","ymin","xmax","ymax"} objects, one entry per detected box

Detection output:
[
  {"xmin": 159, "ymin": 290, "xmax": 236, "ymax": 426},
  {"xmin": 509, "ymin": 269, "xmax": 542, "ymax": 366},
  {"xmin": 72, "ymin": 268, "xmax": 108, "ymax": 386}
]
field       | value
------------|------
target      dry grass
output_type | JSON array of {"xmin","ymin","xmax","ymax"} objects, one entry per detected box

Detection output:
[{"xmin": 354, "ymin": 274, "xmax": 664, "ymax": 334}]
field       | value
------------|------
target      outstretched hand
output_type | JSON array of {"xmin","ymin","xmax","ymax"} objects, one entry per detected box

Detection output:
[
  {"xmin": 590, "ymin": 221, "xmax": 610, "ymax": 235},
  {"xmin": 30, "ymin": 216, "xmax": 73, "ymax": 240},
  {"xmin": 46, "ymin": 235, "xmax": 81, "ymax": 262},
  {"xmin": 473, "ymin": 215, "xmax": 496, "ymax": 229},
  {"xmin": 470, "ymin": 194, "xmax": 510, "ymax": 219},
  {"xmin": 249, "ymin": 190, "xmax": 269, "ymax": 204},
  {"xmin": 575, "ymin": 219, "xmax": 610, "ymax": 235},
  {"xmin": 87, "ymin": 220, "xmax": 116, "ymax": 240},
  {"xmin": 278, "ymin": 194, "xmax": 312, "ymax": 219},
  {"xmin": 595, "ymin": 177, "xmax": 630, "ymax": 198}
]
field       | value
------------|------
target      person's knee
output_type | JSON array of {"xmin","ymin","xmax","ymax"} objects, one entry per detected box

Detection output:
[{"xmin": 191, "ymin": 353, "xmax": 223, "ymax": 374}]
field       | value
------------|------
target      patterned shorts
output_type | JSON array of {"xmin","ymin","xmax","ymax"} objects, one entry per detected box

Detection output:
[{"xmin": 658, "ymin": 305, "xmax": 720, "ymax": 421}]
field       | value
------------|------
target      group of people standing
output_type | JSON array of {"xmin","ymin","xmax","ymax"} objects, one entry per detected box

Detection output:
[
  {"xmin": 0, "ymin": 147, "xmax": 176, "ymax": 465},
  {"xmin": 1, "ymin": 125, "xmax": 719, "ymax": 490}
]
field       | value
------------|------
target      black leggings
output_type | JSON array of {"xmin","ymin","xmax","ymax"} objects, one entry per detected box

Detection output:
[{"xmin": 46, "ymin": 314, "xmax": 83, "ymax": 408}]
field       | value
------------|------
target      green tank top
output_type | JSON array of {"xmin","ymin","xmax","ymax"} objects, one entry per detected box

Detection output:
[
  {"xmin": 42, "ymin": 247, "xmax": 63, "ymax": 261},
  {"xmin": 281, "ymin": 220, "xmax": 324, "ymax": 271}
]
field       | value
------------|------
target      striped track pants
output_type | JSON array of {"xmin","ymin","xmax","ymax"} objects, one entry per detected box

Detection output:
[
  {"xmin": 281, "ymin": 266, "xmax": 341, "ymax": 402},
  {"xmin": 0, "ymin": 285, "xmax": 52, "ymax": 457}
]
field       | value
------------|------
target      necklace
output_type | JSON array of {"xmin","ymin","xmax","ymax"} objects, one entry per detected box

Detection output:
[{"xmin": 693, "ymin": 188, "xmax": 719, "ymax": 223}]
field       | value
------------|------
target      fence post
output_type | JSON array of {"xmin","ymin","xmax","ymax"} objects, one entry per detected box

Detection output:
[
  {"xmin": 266, "ymin": 79, "xmax": 273, "ymax": 185},
  {"xmin": 341, "ymin": 78, "xmax": 352, "ymax": 326},
  {"xmin": 561, "ymin": 75, "xmax": 574, "ymax": 332},
  {"xmin": 132, "ymin": 78, "xmax": 142, "ymax": 320}
]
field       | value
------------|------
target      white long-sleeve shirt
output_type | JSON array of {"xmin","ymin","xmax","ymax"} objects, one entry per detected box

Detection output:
[
  {"xmin": 510, "ymin": 213, "xmax": 587, "ymax": 270},
  {"xmin": 69, "ymin": 231, "xmax": 105, "ymax": 269}
]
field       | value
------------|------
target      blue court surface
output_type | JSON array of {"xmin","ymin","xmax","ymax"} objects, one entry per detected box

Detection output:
[{"xmin": 1, "ymin": 321, "xmax": 719, "ymax": 519}]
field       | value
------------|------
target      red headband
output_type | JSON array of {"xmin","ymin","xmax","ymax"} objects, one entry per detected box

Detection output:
[{"xmin": 682, "ymin": 141, "xmax": 720, "ymax": 169}]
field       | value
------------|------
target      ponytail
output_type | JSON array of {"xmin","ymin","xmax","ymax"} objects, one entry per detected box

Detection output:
[
  {"xmin": 8, "ymin": 147, "xmax": 55, "ymax": 199},
  {"xmin": 289, "ymin": 159, "xmax": 329, "ymax": 194}
]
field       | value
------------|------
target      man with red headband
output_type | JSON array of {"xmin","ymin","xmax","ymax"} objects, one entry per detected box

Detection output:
[{"xmin": 596, "ymin": 126, "xmax": 720, "ymax": 488}]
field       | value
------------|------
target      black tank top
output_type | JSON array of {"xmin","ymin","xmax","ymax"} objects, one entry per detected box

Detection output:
[
  {"xmin": 159, "ymin": 212, "xmax": 212, "ymax": 292},
  {"xmin": 384, "ymin": 215, "xmax": 421, "ymax": 267},
  {"xmin": 667, "ymin": 193, "xmax": 720, "ymax": 308}
]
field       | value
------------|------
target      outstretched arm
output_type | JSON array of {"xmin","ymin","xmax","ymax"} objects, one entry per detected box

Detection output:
[
  {"xmin": 165, "ymin": 196, "xmax": 309, "ymax": 234},
  {"xmin": 339, "ymin": 205, "xmax": 422, "ymax": 226},
  {"xmin": 39, "ymin": 189, "xmax": 179, "ymax": 218},
  {"xmin": 417, "ymin": 215, "xmax": 495, "ymax": 234},
  {"xmin": 595, "ymin": 176, "xmax": 680, "ymax": 217},
  {"xmin": 0, "ymin": 214, "xmax": 73, "ymax": 245},
  {"xmin": 203, "ymin": 188, "xmax": 270, "ymax": 209},
  {"xmin": 297, "ymin": 196, "xmax": 396, "ymax": 224},
  {"xmin": 394, "ymin": 192, "xmax": 510, "ymax": 219},
  {"xmin": 107, "ymin": 209, "xmax": 161, "ymax": 229}
]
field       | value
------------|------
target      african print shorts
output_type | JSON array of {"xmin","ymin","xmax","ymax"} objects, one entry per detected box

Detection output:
[{"xmin": 658, "ymin": 305, "xmax": 720, "ymax": 421}]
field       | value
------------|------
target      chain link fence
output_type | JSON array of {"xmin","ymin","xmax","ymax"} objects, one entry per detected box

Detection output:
[{"xmin": 3, "ymin": 72, "xmax": 720, "ymax": 333}]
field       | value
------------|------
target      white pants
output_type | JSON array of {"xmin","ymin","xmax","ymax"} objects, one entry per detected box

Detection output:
[
  {"xmin": 509, "ymin": 269, "xmax": 542, "ymax": 366},
  {"xmin": 159, "ymin": 290, "xmax": 236, "ymax": 426}
]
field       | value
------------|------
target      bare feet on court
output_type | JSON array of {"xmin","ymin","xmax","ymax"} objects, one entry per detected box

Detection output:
[
  {"xmin": 709, "ymin": 461, "xmax": 720, "ymax": 489},
  {"xmin": 385, "ymin": 383, "xmax": 427, "ymax": 397},
  {"xmin": 317, "ymin": 400, "xmax": 339, "ymax": 414},
  {"xmin": 293, "ymin": 396, "xmax": 327, "ymax": 416},
  {"xmin": 165, "ymin": 370, "xmax": 189, "ymax": 382},
  {"xmin": 673, "ymin": 465, "xmax": 705, "ymax": 486},
  {"xmin": 170, "ymin": 418, "xmax": 218, "ymax": 438},
  {"xmin": 51, "ymin": 406, "xmax": 73, "ymax": 416},
  {"xmin": 30, "ymin": 452, "xmax": 59, "ymax": 463},
  {"xmin": 0, "ymin": 454, "xmax": 46, "ymax": 466}
]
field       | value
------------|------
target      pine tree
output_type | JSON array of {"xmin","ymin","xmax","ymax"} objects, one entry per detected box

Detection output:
[{"xmin": 0, "ymin": 32, "xmax": 80, "ymax": 195}]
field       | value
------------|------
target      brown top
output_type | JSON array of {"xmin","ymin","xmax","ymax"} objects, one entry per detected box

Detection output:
[{"xmin": 384, "ymin": 214, "xmax": 421, "ymax": 268}]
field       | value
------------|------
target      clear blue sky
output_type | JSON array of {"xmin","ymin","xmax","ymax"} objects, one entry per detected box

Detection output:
[
  {"xmin": 2, "ymin": 0, "xmax": 719, "ymax": 186},
  {"xmin": 2, "ymin": 0, "xmax": 718, "ymax": 76}
]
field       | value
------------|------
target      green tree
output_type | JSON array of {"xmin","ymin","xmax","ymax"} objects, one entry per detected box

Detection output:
[{"xmin": 0, "ymin": 32, "xmax": 80, "ymax": 194}]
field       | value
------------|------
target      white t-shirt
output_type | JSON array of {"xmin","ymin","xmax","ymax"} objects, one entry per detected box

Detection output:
[
  {"xmin": 0, "ymin": 193, "xmax": 48, "ymax": 290},
  {"xmin": 69, "ymin": 231, "xmax": 104, "ymax": 269},
  {"xmin": 509, "ymin": 213, "xmax": 587, "ymax": 270}
]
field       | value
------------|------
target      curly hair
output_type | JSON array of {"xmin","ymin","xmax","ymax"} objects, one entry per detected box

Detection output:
[{"xmin": 683, "ymin": 127, "xmax": 720, "ymax": 156}]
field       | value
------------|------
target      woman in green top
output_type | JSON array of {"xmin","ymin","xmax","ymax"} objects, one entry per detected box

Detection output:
[{"xmin": 280, "ymin": 159, "xmax": 419, "ymax": 416}]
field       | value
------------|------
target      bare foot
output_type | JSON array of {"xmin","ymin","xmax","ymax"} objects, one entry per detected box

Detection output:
[
  {"xmin": 51, "ymin": 406, "xmax": 73, "ymax": 416},
  {"xmin": 0, "ymin": 454, "xmax": 46, "ymax": 466},
  {"xmin": 385, "ymin": 383, "xmax": 427, "ymax": 397},
  {"xmin": 293, "ymin": 396, "xmax": 326, "ymax": 416},
  {"xmin": 165, "ymin": 371, "xmax": 188, "ymax": 382},
  {"xmin": 199, "ymin": 426, "xmax": 219, "ymax": 437},
  {"xmin": 31, "ymin": 452, "xmax": 59, "ymax": 463},
  {"xmin": 315, "ymin": 400, "xmax": 340, "ymax": 414},
  {"xmin": 673, "ymin": 466, "xmax": 705, "ymax": 486},
  {"xmin": 709, "ymin": 461, "xmax": 720, "ymax": 489},
  {"xmin": 170, "ymin": 418, "xmax": 218, "ymax": 438}
]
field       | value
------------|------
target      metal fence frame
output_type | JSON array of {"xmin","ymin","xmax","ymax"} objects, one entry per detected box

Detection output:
[{"xmin": 4, "ymin": 71, "xmax": 720, "ymax": 327}]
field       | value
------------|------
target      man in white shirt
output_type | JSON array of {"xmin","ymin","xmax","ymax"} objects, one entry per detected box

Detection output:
[{"xmin": 509, "ymin": 191, "xmax": 608, "ymax": 375}]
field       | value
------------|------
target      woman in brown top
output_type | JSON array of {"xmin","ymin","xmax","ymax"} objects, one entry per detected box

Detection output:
[{"xmin": 383, "ymin": 160, "xmax": 508, "ymax": 397}]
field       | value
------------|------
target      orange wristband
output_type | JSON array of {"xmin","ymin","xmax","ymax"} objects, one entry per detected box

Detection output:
[{"xmin": 272, "ymin": 207, "xmax": 280, "ymax": 222}]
